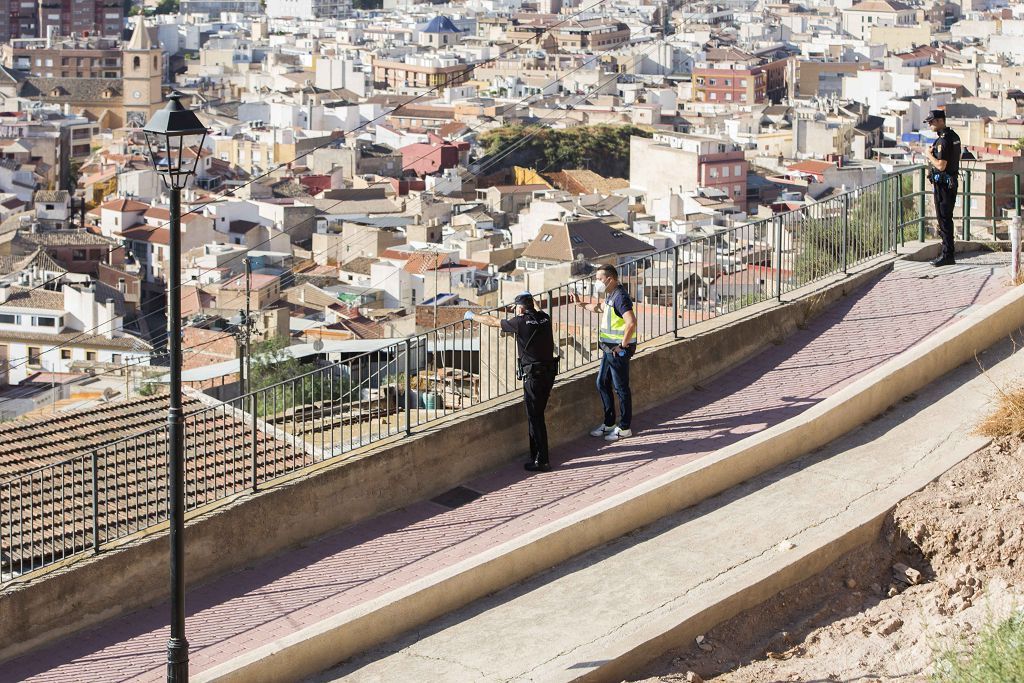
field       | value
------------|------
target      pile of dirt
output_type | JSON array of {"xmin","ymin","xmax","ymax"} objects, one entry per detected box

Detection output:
[{"xmin": 636, "ymin": 436, "xmax": 1024, "ymax": 682}]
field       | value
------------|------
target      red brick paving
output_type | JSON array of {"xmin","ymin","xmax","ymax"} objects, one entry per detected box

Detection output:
[{"xmin": 1, "ymin": 260, "xmax": 1009, "ymax": 682}]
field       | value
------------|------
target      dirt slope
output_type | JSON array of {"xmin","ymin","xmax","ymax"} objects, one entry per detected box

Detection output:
[{"xmin": 637, "ymin": 437, "xmax": 1024, "ymax": 682}]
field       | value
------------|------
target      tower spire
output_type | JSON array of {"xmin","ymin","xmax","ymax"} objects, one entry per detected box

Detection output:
[{"xmin": 127, "ymin": 16, "xmax": 152, "ymax": 51}]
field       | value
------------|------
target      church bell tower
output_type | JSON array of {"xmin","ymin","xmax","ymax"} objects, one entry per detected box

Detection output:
[{"xmin": 122, "ymin": 18, "xmax": 164, "ymax": 128}]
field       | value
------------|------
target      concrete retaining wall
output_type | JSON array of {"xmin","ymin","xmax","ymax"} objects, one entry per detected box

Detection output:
[{"xmin": 0, "ymin": 263, "xmax": 891, "ymax": 664}]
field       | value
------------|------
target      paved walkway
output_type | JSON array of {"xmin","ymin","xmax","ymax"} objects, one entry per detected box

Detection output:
[{"xmin": 1, "ymin": 255, "xmax": 1011, "ymax": 683}]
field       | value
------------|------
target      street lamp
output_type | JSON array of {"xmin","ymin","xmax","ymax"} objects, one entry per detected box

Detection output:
[{"xmin": 143, "ymin": 93, "xmax": 207, "ymax": 683}]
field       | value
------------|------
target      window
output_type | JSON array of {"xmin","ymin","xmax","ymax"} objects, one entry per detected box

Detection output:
[
  {"xmin": 734, "ymin": 164, "xmax": 742, "ymax": 175},
  {"xmin": 724, "ymin": 79, "xmax": 731, "ymax": 86},
  {"xmin": 541, "ymin": 234, "xmax": 553, "ymax": 241},
  {"xmin": 740, "ymin": 79, "xmax": 747, "ymax": 86},
  {"xmin": 709, "ymin": 168, "xmax": 719, "ymax": 178},
  {"xmin": 72, "ymin": 249, "xmax": 86, "ymax": 261},
  {"xmin": 61, "ymin": 349, "xmax": 72, "ymax": 360},
  {"xmin": 86, "ymin": 351, "xmax": 97, "ymax": 361},
  {"xmin": 726, "ymin": 93, "xmax": 732, "ymax": 101},
  {"xmin": 112, "ymin": 353, "xmax": 122, "ymax": 364},
  {"xmin": 710, "ymin": 92, "xmax": 717, "ymax": 100},
  {"xmin": 133, "ymin": 56, "xmax": 140, "ymax": 69},
  {"xmin": 734, "ymin": 184, "xmax": 742, "ymax": 195},
  {"xmin": 740, "ymin": 93, "xmax": 747, "ymax": 102},
  {"xmin": 28, "ymin": 346, "xmax": 41, "ymax": 366},
  {"xmin": 33, "ymin": 316, "xmax": 55, "ymax": 327},
  {"xmin": 0, "ymin": 314, "xmax": 15, "ymax": 324}
]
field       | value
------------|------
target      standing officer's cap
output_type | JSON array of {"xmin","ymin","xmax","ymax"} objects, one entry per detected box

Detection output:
[
  {"xmin": 924, "ymin": 109, "xmax": 946, "ymax": 123},
  {"xmin": 513, "ymin": 292, "xmax": 536, "ymax": 308}
]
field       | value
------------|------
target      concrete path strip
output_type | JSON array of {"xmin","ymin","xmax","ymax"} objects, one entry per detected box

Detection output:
[{"xmin": 317, "ymin": 316, "xmax": 1024, "ymax": 682}]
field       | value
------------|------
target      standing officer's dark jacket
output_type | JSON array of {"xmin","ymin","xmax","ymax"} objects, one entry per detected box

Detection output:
[
  {"xmin": 501, "ymin": 310, "xmax": 556, "ymax": 376},
  {"xmin": 931, "ymin": 128, "xmax": 962, "ymax": 188}
]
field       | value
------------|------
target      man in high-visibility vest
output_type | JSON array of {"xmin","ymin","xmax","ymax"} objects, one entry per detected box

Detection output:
[{"xmin": 571, "ymin": 264, "xmax": 637, "ymax": 442}]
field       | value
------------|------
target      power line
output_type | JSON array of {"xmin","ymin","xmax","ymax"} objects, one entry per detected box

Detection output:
[
  {"xmin": 1, "ymin": 25, "xmax": 664, "ymax": 377},
  {"xmin": 5, "ymin": 0, "xmax": 613, "ymax": 303}
]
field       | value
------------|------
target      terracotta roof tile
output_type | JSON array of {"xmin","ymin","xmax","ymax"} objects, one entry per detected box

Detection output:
[{"xmin": 0, "ymin": 394, "xmax": 302, "ymax": 574}]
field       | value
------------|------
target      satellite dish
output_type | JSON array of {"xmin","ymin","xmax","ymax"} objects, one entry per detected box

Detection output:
[
  {"xmin": 313, "ymin": 339, "xmax": 324, "ymax": 352},
  {"xmin": 102, "ymin": 387, "xmax": 117, "ymax": 401}
]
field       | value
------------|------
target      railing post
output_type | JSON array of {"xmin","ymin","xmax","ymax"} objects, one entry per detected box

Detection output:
[
  {"xmin": 671, "ymin": 243, "xmax": 679, "ymax": 338},
  {"xmin": 404, "ymin": 338, "xmax": 412, "ymax": 436},
  {"xmin": 880, "ymin": 175, "xmax": 888, "ymax": 254},
  {"xmin": 918, "ymin": 166, "xmax": 927, "ymax": 243},
  {"xmin": 842, "ymin": 193, "xmax": 849, "ymax": 274},
  {"xmin": 963, "ymin": 171, "xmax": 972, "ymax": 242},
  {"xmin": 251, "ymin": 391, "xmax": 258, "ymax": 493},
  {"xmin": 1015, "ymin": 173, "xmax": 1021, "ymax": 218},
  {"xmin": 896, "ymin": 173, "xmax": 905, "ymax": 247},
  {"xmin": 91, "ymin": 449, "xmax": 99, "ymax": 554},
  {"xmin": 774, "ymin": 215, "xmax": 783, "ymax": 301},
  {"xmin": 991, "ymin": 171, "xmax": 997, "ymax": 235}
]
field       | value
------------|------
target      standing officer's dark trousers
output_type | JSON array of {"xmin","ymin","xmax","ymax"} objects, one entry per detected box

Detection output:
[
  {"xmin": 934, "ymin": 182, "xmax": 958, "ymax": 260},
  {"xmin": 522, "ymin": 362, "xmax": 556, "ymax": 465}
]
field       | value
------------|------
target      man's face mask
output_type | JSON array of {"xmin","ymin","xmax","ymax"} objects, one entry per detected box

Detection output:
[{"xmin": 594, "ymin": 279, "xmax": 607, "ymax": 295}]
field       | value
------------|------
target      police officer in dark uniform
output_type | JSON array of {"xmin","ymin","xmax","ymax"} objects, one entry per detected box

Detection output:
[
  {"xmin": 924, "ymin": 109, "xmax": 962, "ymax": 266},
  {"xmin": 465, "ymin": 293, "xmax": 558, "ymax": 472}
]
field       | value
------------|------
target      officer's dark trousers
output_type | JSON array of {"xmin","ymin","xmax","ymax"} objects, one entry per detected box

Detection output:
[
  {"xmin": 597, "ymin": 345, "xmax": 633, "ymax": 430},
  {"xmin": 933, "ymin": 183, "xmax": 958, "ymax": 260},
  {"xmin": 523, "ymin": 364, "xmax": 556, "ymax": 464}
]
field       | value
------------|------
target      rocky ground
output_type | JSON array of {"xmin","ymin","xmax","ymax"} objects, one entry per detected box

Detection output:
[{"xmin": 635, "ymin": 435, "xmax": 1024, "ymax": 683}]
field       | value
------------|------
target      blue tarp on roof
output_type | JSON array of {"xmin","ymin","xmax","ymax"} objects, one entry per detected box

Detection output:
[{"xmin": 902, "ymin": 131, "xmax": 938, "ymax": 143}]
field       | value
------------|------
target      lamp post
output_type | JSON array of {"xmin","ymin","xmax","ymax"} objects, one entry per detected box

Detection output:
[{"xmin": 142, "ymin": 94, "xmax": 208, "ymax": 683}]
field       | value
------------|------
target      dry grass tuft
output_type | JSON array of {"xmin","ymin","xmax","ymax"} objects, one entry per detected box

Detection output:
[{"xmin": 975, "ymin": 380, "xmax": 1024, "ymax": 437}]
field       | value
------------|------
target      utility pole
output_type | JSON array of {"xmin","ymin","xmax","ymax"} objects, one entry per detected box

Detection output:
[
  {"xmin": 232, "ymin": 258, "xmax": 256, "ymax": 400},
  {"xmin": 244, "ymin": 257, "xmax": 252, "ymax": 397}
]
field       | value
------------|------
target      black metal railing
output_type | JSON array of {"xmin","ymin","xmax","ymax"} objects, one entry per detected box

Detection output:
[{"xmin": 0, "ymin": 166, "xmax": 1015, "ymax": 582}]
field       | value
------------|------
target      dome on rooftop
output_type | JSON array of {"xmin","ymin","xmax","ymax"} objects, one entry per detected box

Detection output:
[{"xmin": 423, "ymin": 15, "xmax": 461, "ymax": 33}]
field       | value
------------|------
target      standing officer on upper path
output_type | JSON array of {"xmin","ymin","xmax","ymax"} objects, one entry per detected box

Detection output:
[
  {"xmin": 466, "ymin": 293, "xmax": 558, "ymax": 472},
  {"xmin": 923, "ymin": 109, "xmax": 962, "ymax": 267}
]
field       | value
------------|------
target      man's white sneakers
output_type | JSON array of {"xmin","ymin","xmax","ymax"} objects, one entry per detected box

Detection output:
[
  {"xmin": 604, "ymin": 427, "xmax": 632, "ymax": 442},
  {"xmin": 590, "ymin": 424, "xmax": 615, "ymax": 437}
]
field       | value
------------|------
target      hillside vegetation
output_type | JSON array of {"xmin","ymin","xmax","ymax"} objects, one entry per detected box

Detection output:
[{"xmin": 479, "ymin": 124, "xmax": 652, "ymax": 179}]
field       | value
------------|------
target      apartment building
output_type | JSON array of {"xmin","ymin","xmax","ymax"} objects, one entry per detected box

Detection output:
[{"xmin": 692, "ymin": 48, "xmax": 788, "ymax": 105}]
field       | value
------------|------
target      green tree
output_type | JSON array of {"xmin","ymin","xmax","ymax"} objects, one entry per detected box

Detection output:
[
  {"xmin": 479, "ymin": 124, "xmax": 652, "ymax": 178},
  {"xmin": 152, "ymin": 0, "xmax": 178, "ymax": 13},
  {"xmin": 249, "ymin": 337, "xmax": 351, "ymax": 416}
]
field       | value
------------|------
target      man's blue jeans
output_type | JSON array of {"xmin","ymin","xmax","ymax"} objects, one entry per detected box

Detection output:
[{"xmin": 597, "ymin": 344, "xmax": 633, "ymax": 430}]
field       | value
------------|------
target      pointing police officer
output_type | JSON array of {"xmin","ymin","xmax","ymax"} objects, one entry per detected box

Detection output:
[
  {"xmin": 924, "ymin": 109, "xmax": 962, "ymax": 267},
  {"xmin": 466, "ymin": 293, "xmax": 558, "ymax": 472}
]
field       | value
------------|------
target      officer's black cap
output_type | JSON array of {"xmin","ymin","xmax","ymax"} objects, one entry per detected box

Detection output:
[
  {"xmin": 924, "ymin": 109, "xmax": 946, "ymax": 123},
  {"xmin": 514, "ymin": 292, "xmax": 535, "ymax": 308}
]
